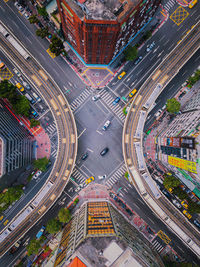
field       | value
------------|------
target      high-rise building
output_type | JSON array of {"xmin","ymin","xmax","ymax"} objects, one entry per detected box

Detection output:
[
  {"xmin": 56, "ymin": 0, "xmax": 160, "ymax": 64},
  {"xmin": 54, "ymin": 201, "xmax": 164, "ymax": 267},
  {"xmin": 0, "ymin": 99, "xmax": 34, "ymax": 179}
]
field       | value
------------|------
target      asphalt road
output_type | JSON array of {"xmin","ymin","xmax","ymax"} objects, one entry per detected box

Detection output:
[{"xmin": 0, "ymin": 0, "xmax": 200, "ymax": 264}]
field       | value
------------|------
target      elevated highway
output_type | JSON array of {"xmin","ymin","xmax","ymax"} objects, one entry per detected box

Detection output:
[
  {"xmin": 123, "ymin": 21, "xmax": 200, "ymax": 257},
  {"xmin": 0, "ymin": 24, "xmax": 77, "ymax": 256}
]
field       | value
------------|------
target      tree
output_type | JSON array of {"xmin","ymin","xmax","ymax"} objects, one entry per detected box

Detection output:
[
  {"xmin": 33, "ymin": 157, "xmax": 49, "ymax": 172},
  {"xmin": 37, "ymin": 7, "xmax": 48, "ymax": 18},
  {"xmin": 58, "ymin": 208, "xmax": 71, "ymax": 223},
  {"xmin": 11, "ymin": 95, "xmax": 30, "ymax": 117},
  {"xmin": 0, "ymin": 79, "xmax": 16, "ymax": 98},
  {"xmin": 124, "ymin": 46, "xmax": 138, "ymax": 61},
  {"xmin": 46, "ymin": 218, "xmax": 61, "ymax": 234},
  {"xmin": 173, "ymin": 187, "xmax": 188, "ymax": 200},
  {"xmin": 143, "ymin": 30, "xmax": 152, "ymax": 41},
  {"xmin": 49, "ymin": 35, "xmax": 64, "ymax": 56},
  {"xmin": 28, "ymin": 15, "xmax": 39, "ymax": 24},
  {"xmin": 166, "ymin": 98, "xmax": 181, "ymax": 114},
  {"xmin": 36, "ymin": 26, "xmax": 49, "ymax": 39},
  {"xmin": 27, "ymin": 238, "xmax": 41, "ymax": 256},
  {"xmin": 187, "ymin": 200, "xmax": 200, "ymax": 214},
  {"xmin": 163, "ymin": 174, "xmax": 180, "ymax": 190},
  {"xmin": 30, "ymin": 118, "xmax": 40, "ymax": 128}
]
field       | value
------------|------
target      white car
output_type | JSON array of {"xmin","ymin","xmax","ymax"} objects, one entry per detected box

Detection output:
[
  {"xmin": 146, "ymin": 41, "xmax": 155, "ymax": 52},
  {"xmin": 13, "ymin": 68, "xmax": 21, "ymax": 77},
  {"xmin": 15, "ymin": 2, "xmax": 24, "ymax": 12},
  {"xmin": 98, "ymin": 175, "xmax": 106, "ymax": 180},
  {"xmin": 102, "ymin": 120, "xmax": 111, "ymax": 131},
  {"xmin": 92, "ymin": 94, "xmax": 100, "ymax": 101},
  {"xmin": 33, "ymin": 170, "xmax": 42, "ymax": 180},
  {"xmin": 155, "ymin": 109, "xmax": 162, "ymax": 118},
  {"xmin": 24, "ymin": 12, "xmax": 30, "ymax": 19},
  {"xmin": 172, "ymin": 199, "xmax": 181, "ymax": 209}
]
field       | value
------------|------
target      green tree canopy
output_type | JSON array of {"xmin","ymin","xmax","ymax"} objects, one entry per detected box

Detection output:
[
  {"xmin": 124, "ymin": 46, "xmax": 138, "ymax": 61},
  {"xmin": 11, "ymin": 95, "xmax": 30, "ymax": 117},
  {"xmin": 36, "ymin": 26, "xmax": 49, "ymax": 39},
  {"xmin": 27, "ymin": 238, "xmax": 41, "ymax": 256},
  {"xmin": 33, "ymin": 157, "xmax": 49, "ymax": 172},
  {"xmin": 37, "ymin": 7, "xmax": 48, "ymax": 18},
  {"xmin": 143, "ymin": 30, "xmax": 152, "ymax": 41},
  {"xmin": 58, "ymin": 208, "xmax": 71, "ymax": 223},
  {"xmin": 28, "ymin": 15, "xmax": 39, "ymax": 24},
  {"xmin": 30, "ymin": 118, "xmax": 40, "ymax": 128},
  {"xmin": 166, "ymin": 98, "xmax": 181, "ymax": 114},
  {"xmin": 187, "ymin": 200, "xmax": 200, "ymax": 214},
  {"xmin": 49, "ymin": 35, "xmax": 64, "ymax": 56},
  {"xmin": 173, "ymin": 187, "xmax": 188, "ymax": 200},
  {"xmin": 46, "ymin": 218, "xmax": 61, "ymax": 234},
  {"xmin": 0, "ymin": 79, "xmax": 16, "ymax": 98},
  {"xmin": 163, "ymin": 174, "xmax": 180, "ymax": 190}
]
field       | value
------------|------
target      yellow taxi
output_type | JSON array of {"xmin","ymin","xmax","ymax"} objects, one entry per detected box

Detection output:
[
  {"xmin": 0, "ymin": 215, "xmax": 4, "ymax": 221},
  {"xmin": 168, "ymin": 188, "xmax": 173, "ymax": 193},
  {"xmin": 85, "ymin": 176, "xmax": 94, "ymax": 184},
  {"xmin": 129, "ymin": 89, "xmax": 137, "ymax": 98},
  {"xmin": 118, "ymin": 71, "xmax": 126, "ymax": 80},
  {"xmin": 16, "ymin": 82, "xmax": 24, "ymax": 92},
  {"xmin": 183, "ymin": 210, "xmax": 192, "ymax": 219},
  {"xmin": 181, "ymin": 200, "xmax": 188, "ymax": 209},
  {"xmin": 189, "ymin": 0, "xmax": 197, "ymax": 8},
  {"xmin": 3, "ymin": 219, "xmax": 9, "ymax": 226}
]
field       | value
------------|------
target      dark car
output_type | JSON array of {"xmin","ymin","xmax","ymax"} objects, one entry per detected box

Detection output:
[
  {"xmin": 100, "ymin": 147, "xmax": 109, "ymax": 156},
  {"xmin": 81, "ymin": 152, "xmax": 88, "ymax": 160},
  {"xmin": 194, "ymin": 219, "xmax": 200, "ymax": 228},
  {"xmin": 112, "ymin": 97, "xmax": 120, "ymax": 105}
]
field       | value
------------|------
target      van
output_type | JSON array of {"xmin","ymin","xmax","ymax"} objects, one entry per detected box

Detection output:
[
  {"xmin": 16, "ymin": 82, "xmax": 24, "ymax": 92},
  {"xmin": 129, "ymin": 89, "xmax": 137, "ymax": 98},
  {"xmin": 32, "ymin": 92, "xmax": 41, "ymax": 102}
]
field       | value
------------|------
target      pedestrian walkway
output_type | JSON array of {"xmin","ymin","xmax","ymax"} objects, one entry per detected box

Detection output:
[
  {"xmin": 71, "ymin": 168, "xmax": 86, "ymax": 185},
  {"xmin": 151, "ymin": 238, "xmax": 165, "ymax": 253},
  {"xmin": 70, "ymin": 88, "xmax": 91, "ymax": 112},
  {"xmin": 46, "ymin": 122, "xmax": 57, "ymax": 137},
  {"xmin": 100, "ymin": 89, "xmax": 126, "ymax": 122},
  {"xmin": 106, "ymin": 164, "xmax": 127, "ymax": 188},
  {"xmin": 163, "ymin": 0, "xmax": 176, "ymax": 12}
]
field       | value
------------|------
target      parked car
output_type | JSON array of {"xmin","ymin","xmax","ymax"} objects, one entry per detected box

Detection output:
[
  {"xmin": 33, "ymin": 170, "xmax": 42, "ymax": 180},
  {"xmin": 81, "ymin": 152, "xmax": 88, "ymax": 160},
  {"xmin": 31, "ymin": 110, "xmax": 39, "ymax": 118},
  {"xmin": 98, "ymin": 175, "xmax": 106, "ymax": 180},
  {"xmin": 118, "ymin": 71, "xmax": 126, "ymax": 79},
  {"xmin": 16, "ymin": 82, "xmax": 24, "ymax": 92},
  {"xmin": 24, "ymin": 12, "xmax": 30, "ymax": 19},
  {"xmin": 100, "ymin": 147, "xmax": 109, "ymax": 156},
  {"xmin": 172, "ymin": 199, "xmax": 181, "ymax": 209},
  {"xmin": 129, "ymin": 89, "xmax": 137, "ymax": 98},
  {"xmin": 14, "ymin": 2, "xmax": 24, "ymax": 12},
  {"xmin": 162, "ymin": 189, "xmax": 170, "ymax": 198},
  {"xmin": 85, "ymin": 176, "xmax": 95, "ymax": 184},
  {"xmin": 193, "ymin": 219, "xmax": 200, "ymax": 228},
  {"xmin": 36, "ymin": 226, "xmax": 45, "ymax": 239},
  {"xmin": 92, "ymin": 94, "xmax": 100, "ymax": 101},
  {"xmin": 13, "ymin": 68, "xmax": 21, "ymax": 77},
  {"xmin": 134, "ymin": 56, "xmax": 143, "ymax": 65},
  {"xmin": 112, "ymin": 97, "xmax": 120, "ymax": 105},
  {"xmin": 155, "ymin": 109, "xmax": 162, "ymax": 118},
  {"xmin": 22, "ymin": 81, "xmax": 31, "ymax": 90},
  {"xmin": 183, "ymin": 210, "xmax": 192, "ymax": 219},
  {"xmin": 181, "ymin": 200, "xmax": 188, "ymax": 209},
  {"xmin": 102, "ymin": 120, "xmax": 111, "ymax": 131}
]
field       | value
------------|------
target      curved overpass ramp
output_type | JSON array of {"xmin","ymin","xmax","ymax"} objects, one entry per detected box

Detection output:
[
  {"xmin": 123, "ymin": 21, "xmax": 200, "ymax": 257},
  {"xmin": 0, "ymin": 24, "xmax": 77, "ymax": 256}
]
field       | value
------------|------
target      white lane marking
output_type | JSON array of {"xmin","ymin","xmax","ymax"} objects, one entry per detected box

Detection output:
[
  {"xmin": 87, "ymin": 148, "xmax": 94, "ymax": 153},
  {"xmin": 96, "ymin": 130, "xmax": 103, "ymax": 135},
  {"xmin": 78, "ymin": 128, "xmax": 86, "ymax": 139}
]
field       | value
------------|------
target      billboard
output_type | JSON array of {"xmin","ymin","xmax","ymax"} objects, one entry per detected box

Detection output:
[
  {"xmin": 180, "ymin": 137, "xmax": 195, "ymax": 149},
  {"xmin": 167, "ymin": 137, "xmax": 181, "ymax": 147},
  {"xmin": 168, "ymin": 156, "xmax": 197, "ymax": 173}
]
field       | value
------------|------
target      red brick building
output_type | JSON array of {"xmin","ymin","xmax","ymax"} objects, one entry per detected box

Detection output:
[{"xmin": 56, "ymin": 0, "xmax": 161, "ymax": 64}]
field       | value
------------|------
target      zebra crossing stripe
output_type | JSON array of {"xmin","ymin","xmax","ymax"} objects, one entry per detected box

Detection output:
[{"xmin": 70, "ymin": 89, "xmax": 91, "ymax": 112}]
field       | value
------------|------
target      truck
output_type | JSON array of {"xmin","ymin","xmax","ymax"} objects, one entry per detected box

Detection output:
[
  {"xmin": 0, "ymin": 60, "xmax": 5, "ymax": 70},
  {"xmin": 36, "ymin": 226, "xmax": 45, "ymax": 239}
]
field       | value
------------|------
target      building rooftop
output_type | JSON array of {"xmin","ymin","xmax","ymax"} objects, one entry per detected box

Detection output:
[
  {"xmin": 65, "ymin": 0, "xmax": 140, "ymax": 21},
  {"xmin": 0, "ymin": 137, "xmax": 3, "ymax": 177}
]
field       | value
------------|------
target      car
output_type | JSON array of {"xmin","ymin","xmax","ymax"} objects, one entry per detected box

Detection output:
[
  {"xmin": 13, "ymin": 68, "xmax": 21, "ymax": 77},
  {"xmin": 0, "ymin": 215, "xmax": 4, "ymax": 221},
  {"xmin": 81, "ymin": 152, "xmax": 88, "ymax": 160},
  {"xmin": 85, "ymin": 176, "xmax": 95, "ymax": 184},
  {"xmin": 112, "ymin": 97, "xmax": 120, "ymax": 105},
  {"xmin": 24, "ymin": 12, "xmax": 30, "ymax": 19},
  {"xmin": 118, "ymin": 71, "xmax": 126, "ymax": 79},
  {"xmin": 3, "ymin": 219, "xmax": 9, "ymax": 226},
  {"xmin": 172, "ymin": 199, "xmax": 181, "ymax": 209},
  {"xmin": 129, "ymin": 89, "xmax": 137, "ymax": 98},
  {"xmin": 155, "ymin": 109, "xmax": 162, "ymax": 118},
  {"xmin": 14, "ymin": 2, "xmax": 24, "ymax": 12},
  {"xmin": 31, "ymin": 110, "xmax": 39, "ymax": 118},
  {"xmin": 16, "ymin": 82, "xmax": 24, "ymax": 92},
  {"xmin": 193, "ymin": 219, "xmax": 200, "ymax": 228},
  {"xmin": 36, "ymin": 226, "xmax": 45, "ymax": 239},
  {"xmin": 161, "ymin": 104, "xmax": 166, "ymax": 110},
  {"xmin": 98, "ymin": 175, "xmax": 106, "ymax": 180},
  {"xmin": 92, "ymin": 94, "xmax": 100, "ymax": 101},
  {"xmin": 134, "ymin": 56, "xmax": 143, "ymax": 65},
  {"xmin": 183, "ymin": 210, "xmax": 192, "ymax": 219},
  {"xmin": 162, "ymin": 189, "xmax": 170, "ymax": 197},
  {"xmin": 22, "ymin": 81, "xmax": 31, "ymax": 90},
  {"xmin": 100, "ymin": 147, "xmax": 109, "ymax": 156},
  {"xmin": 33, "ymin": 170, "xmax": 42, "ymax": 179},
  {"xmin": 181, "ymin": 200, "xmax": 188, "ymax": 209},
  {"xmin": 102, "ymin": 120, "xmax": 111, "ymax": 131},
  {"xmin": 146, "ymin": 41, "xmax": 155, "ymax": 52}
]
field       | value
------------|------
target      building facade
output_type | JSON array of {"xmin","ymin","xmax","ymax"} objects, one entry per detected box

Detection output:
[
  {"xmin": 56, "ymin": 0, "xmax": 161, "ymax": 64},
  {"xmin": 54, "ymin": 201, "xmax": 163, "ymax": 267},
  {"xmin": 0, "ymin": 99, "xmax": 34, "ymax": 178}
]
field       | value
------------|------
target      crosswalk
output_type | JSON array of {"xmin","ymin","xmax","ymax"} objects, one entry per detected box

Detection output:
[
  {"xmin": 99, "ymin": 90, "xmax": 126, "ymax": 123},
  {"xmin": 46, "ymin": 122, "xmax": 57, "ymax": 136},
  {"xmin": 105, "ymin": 164, "xmax": 127, "ymax": 187},
  {"xmin": 71, "ymin": 168, "xmax": 86, "ymax": 185},
  {"xmin": 151, "ymin": 239, "xmax": 165, "ymax": 253},
  {"xmin": 163, "ymin": 0, "xmax": 176, "ymax": 12},
  {"xmin": 70, "ymin": 89, "xmax": 91, "ymax": 112}
]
